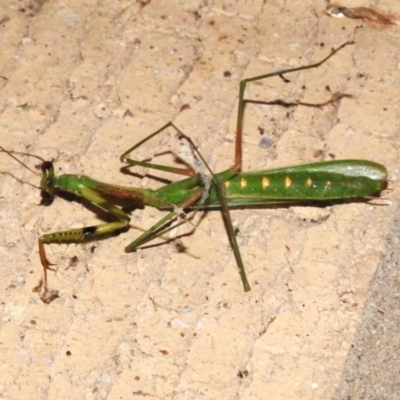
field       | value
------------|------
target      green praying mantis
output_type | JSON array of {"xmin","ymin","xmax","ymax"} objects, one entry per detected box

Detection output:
[{"xmin": 1, "ymin": 41, "xmax": 388, "ymax": 303}]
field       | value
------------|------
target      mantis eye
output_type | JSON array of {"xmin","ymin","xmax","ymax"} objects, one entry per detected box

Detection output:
[{"xmin": 41, "ymin": 161, "xmax": 53, "ymax": 172}]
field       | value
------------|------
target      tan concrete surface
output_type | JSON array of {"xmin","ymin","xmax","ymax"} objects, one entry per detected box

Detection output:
[{"xmin": 0, "ymin": 1, "xmax": 399, "ymax": 399}]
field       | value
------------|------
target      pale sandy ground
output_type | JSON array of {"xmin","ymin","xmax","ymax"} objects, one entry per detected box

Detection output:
[{"xmin": 0, "ymin": 1, "xmax": 399, "ymax": 399}]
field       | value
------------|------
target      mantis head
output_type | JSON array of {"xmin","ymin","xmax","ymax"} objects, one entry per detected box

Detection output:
[
  {"xmin": 0, "ymin": 145, "xmax": 55, "ymax": 205},
  {"xmin": 40, "ymin": 161, "xmax": 56, "ymax": 205}
]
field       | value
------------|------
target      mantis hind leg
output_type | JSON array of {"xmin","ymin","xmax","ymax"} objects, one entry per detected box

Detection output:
[{"xmin": 234, "ymin": 41, "xmax": 352, "ymax": 172}]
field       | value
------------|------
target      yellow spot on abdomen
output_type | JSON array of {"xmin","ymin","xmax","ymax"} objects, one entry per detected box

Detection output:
[
  {"xmin": 326, "ymin": 180, "xmax": 331, "ymax": 186},
  {"xmin": 306, "ymin": 178, "xmax": 313, "ymax": 187},
  {"xmin": 241, "ymin": 177, "xmax": 247, "ymax": 188},
  {"xmin": 285, "ymin": 176, "xmax": 292, "ymax": 188},
  {"xmin": 262, "ymin": 177, "xmax": 270, "ymax": 189},
  {"xmin": 225, "ymin": 181, "xmax": 230, "ymax": 188}
]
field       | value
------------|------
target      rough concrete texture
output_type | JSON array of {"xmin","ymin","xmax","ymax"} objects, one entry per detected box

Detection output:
[{"xmin": 0, "ymin": 1, "xmax": 399, "ymax": 399}]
